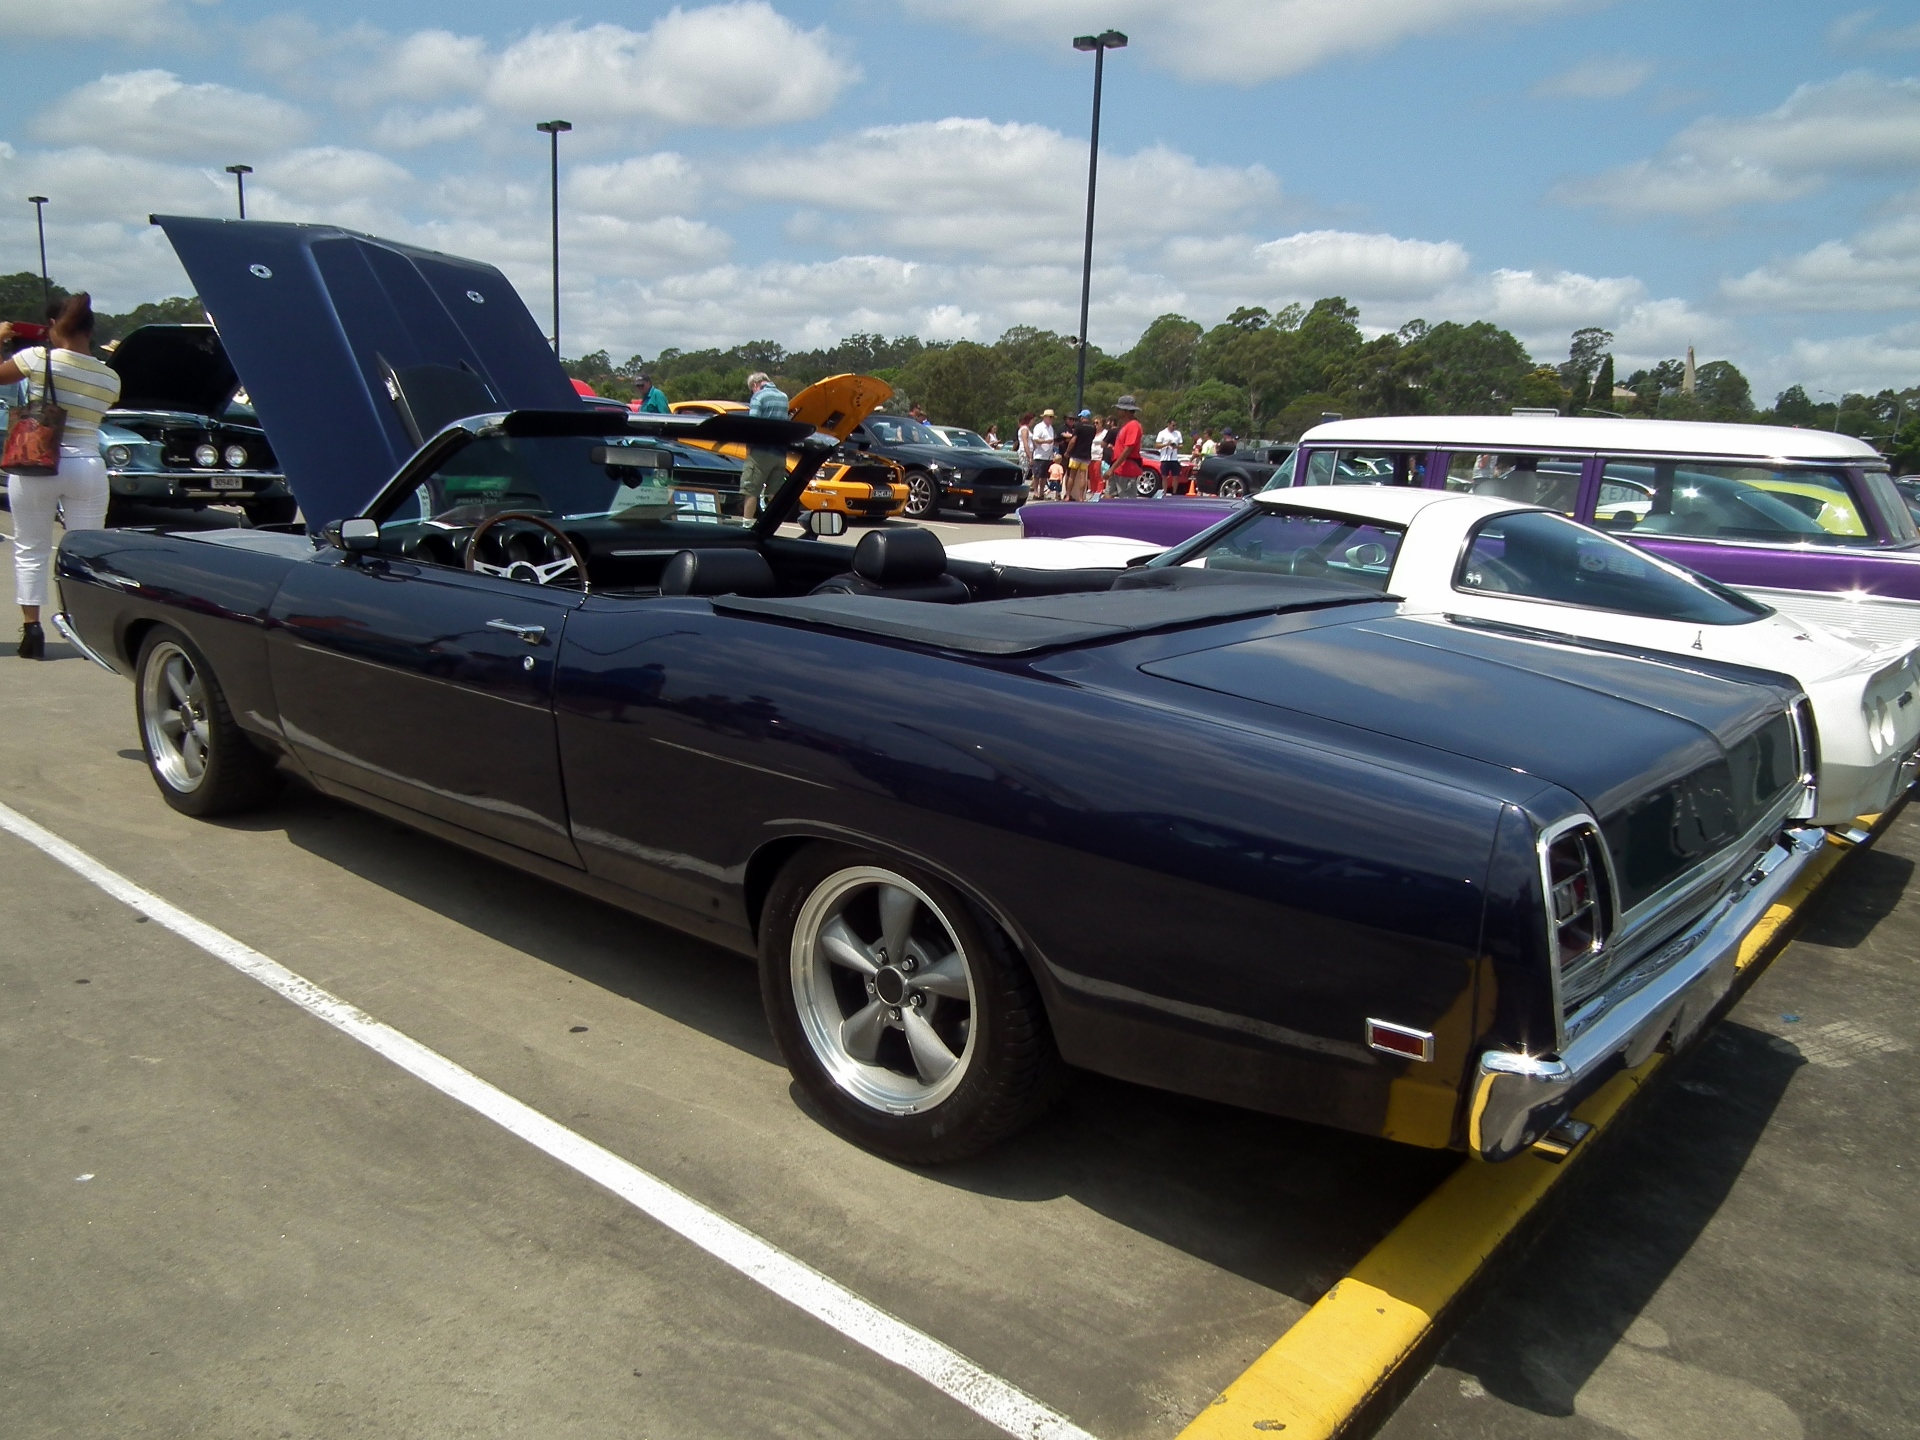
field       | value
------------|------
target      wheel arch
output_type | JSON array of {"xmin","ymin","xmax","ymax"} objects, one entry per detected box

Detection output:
[{"xmin": 741, "ymin": 825, "xmax": 1061, "ymax": 1008}]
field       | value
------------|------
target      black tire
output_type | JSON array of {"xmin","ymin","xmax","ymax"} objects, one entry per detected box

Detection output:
[
  {"xmin": 903, "ymin": 469, "xmax": 937, "ymax": 519},
  {"xmin": 759, "ymin": 844, "xmax": 1062, "ymax": 1163},
  {"xmin": 134, "ymin": 626, "xmax": 283, "ymax": 818},
  {"xmin": 1216, "ymin": 473, "xmax": 1249, "ymax": 499},
  {"xmin": 244, "ymin": 495, "xmax": 298, "ymax": 527}
]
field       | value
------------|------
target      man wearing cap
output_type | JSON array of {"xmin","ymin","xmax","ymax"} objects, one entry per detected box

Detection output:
[
  {"xmin": 1108, "ymin": 396, "xmax": 1146, "ymax": 497},
  {"xmin": 1061, "ymin": 408, "xmax": 1096, "ymax": 502},
  {"xmin": 630, "ymin": 374, "xmax": 670, "ymax": 414},
  {"xmin": 1029, "ymin": 408, "xmax": 1056, "ymax": 499}
]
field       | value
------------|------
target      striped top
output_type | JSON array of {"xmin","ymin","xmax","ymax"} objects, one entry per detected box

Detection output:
[{"xmin": 13, "ymin": 345, "xmax": 122, "ymax": 443}]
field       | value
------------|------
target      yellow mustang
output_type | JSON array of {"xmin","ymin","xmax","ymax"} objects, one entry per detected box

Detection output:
[{"xmin": 671, "ymin": 374, "xmax": 907, "ymax": 522}]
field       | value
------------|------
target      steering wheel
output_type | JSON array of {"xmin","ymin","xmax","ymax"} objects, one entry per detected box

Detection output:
[{"xmin": 464, "ymin": 512, "xmax": 590, "ymax": 590}]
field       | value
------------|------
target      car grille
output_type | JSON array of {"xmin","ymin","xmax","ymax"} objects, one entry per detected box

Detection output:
[{"xmin": 970, "ymin": 465, "xmax": 1024, "ymax": 487}]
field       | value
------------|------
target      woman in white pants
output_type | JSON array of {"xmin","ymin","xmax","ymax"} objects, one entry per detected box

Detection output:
[{"xmin": 1, "ymin": 295, "xmax": 120, "ymax": 659}]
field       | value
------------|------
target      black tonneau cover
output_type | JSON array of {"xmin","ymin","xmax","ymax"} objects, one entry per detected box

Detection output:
[{"xmin": 709, "ymin": 581, "xmax": 1388, "ymax": 656}]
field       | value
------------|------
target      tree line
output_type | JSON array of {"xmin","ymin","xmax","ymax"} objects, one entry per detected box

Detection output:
[{"xmin": 12, "ymin": 269, "xmax": 1912, "ymax": 471}]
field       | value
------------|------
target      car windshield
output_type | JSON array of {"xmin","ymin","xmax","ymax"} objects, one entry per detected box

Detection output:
[
  {"xmin": 375, "ymin": 432, "xmax": 751, "ymax": 531},
  {"xmin": 1150, "ymin": 506, "xmax": 1404, "ymax": 590},
  {"xmin": 1457, "ymin": 510, "xmax": 1770, "ymax": 624},
  {"xmin": 866, "ymin": 417, "xmax": 942, "ymax": 446}
]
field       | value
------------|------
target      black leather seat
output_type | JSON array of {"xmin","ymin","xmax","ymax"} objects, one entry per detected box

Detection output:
[
  {"xmin": 659, "ymin": 548, "xmax": 776, "ymax": 596},
  {"xmin": 810, "ymin": 528, "xmax": 969, "ymax": 603}
]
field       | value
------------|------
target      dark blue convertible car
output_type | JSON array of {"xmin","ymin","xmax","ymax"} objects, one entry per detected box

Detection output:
[{"xmin": 54, "ymin": 219, "xmax": 1828, "ymax": 1166}]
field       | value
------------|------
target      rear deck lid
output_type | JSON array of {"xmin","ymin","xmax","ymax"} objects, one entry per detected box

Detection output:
[{"xmin": 152, "ymin": 216, "xmax": 581, "ymax": 528}]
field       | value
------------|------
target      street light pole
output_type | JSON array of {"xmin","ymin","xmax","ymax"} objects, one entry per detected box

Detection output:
[
  {"xmin": 27, "ymin": 196, "xmax": 49, "ymax": 315},
  {"xmin": 536, "ymin": 120, "xmax": 573, "ymax": 353},
  {"xmin": 225, "ymin": 164, "xmax": 252, "ymax": 219},
  {"xmin": 1071, "ymin": 30, "xmax": 1126, "ymax": 418}
]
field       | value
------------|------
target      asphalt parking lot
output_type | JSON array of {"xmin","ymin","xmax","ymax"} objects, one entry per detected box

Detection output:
[{"xmin": 2, "ymin": 512, "xmax": 1915, "ymax": 1439}]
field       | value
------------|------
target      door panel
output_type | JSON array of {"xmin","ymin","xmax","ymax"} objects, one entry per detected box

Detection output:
[{"xmin": 268, "ymin": 554, "xmax": 583, "ymax": 864}]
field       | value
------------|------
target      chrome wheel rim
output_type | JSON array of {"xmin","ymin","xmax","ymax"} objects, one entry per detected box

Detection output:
[
  {"xmin": 791, "ymin": 866, "xmax": 977, "ymax": 1114},
  {"xmin": 141, "ymin": 641, "xmax": 209, "ymax": 793},
  {"xmin": 1219, "ymin": 477, "xmax": 1245, "ymax": 498},
  {"xmin": 906, "ymin": 474, "xmax": 934, "ymax": 516}
]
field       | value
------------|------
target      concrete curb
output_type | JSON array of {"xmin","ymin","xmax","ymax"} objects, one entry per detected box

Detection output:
[{"xmin": 1175, "ymin": 813, "xmax": 1893, "ymax": 1440}]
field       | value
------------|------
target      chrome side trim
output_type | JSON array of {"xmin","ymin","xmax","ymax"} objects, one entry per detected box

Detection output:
[
  {"xmin": 50, "ymin": 613, "xmax": 117, "ymax": 673},
  {"xmin": 1471, "ymin": 825, "xmax": 1828, "ymax": 1161}
]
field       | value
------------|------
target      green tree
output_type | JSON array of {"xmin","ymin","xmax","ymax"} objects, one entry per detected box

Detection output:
[
  {"xmin": 1126, "ymin": 313, "xmax": 1202, "ymax": 390},
  {"xmin": 1585, "ymin": 353, "xmax": 1616, "ymax": 414},
  {"xmin": 1514, "ymin": 366, "xmax": 1568, "ymax": 412},
  {"xmin": 1168, "ymin": 378, "xmax": 1250, "ymax": 435},
  {"xmin": 1772, "ymin": 384, "xmax": 1820, "ymax": 426},
  {"xmin": 1401, "ymin": 321, "xmax": 1531, "ymax": 414},
  {"xmin": 896, "ymin": 341, "xmax": 1011, "ymax": 431},
  {"xmin": 0, "ymin": 271, "xmax": 68, "ymax": 323},
  {"xmin": 1691, "ymin": 360, "xmax": 1754, "ymax": 419}
]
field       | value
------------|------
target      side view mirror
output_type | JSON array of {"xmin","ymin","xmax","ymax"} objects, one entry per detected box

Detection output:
[
  {"xmin": 339, "ymin": 517, "xmax": 381, "ymax": 553},
  {"xmin": 805, "ymin": 509, "xmax": 848, "ymax": 538}
]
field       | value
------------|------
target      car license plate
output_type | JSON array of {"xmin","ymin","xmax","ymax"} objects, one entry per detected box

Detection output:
[{"xmin": 209, "ymin": 476, "xmax": 245, "ymax": 490}]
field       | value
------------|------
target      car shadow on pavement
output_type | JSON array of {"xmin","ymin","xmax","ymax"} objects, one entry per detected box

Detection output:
[
  {"xmin": 1792, "ymin": 843, "xmax": 1914, "ymax": 948},
  {"xmin": 1427, "ymin": 1020, "xmax": 1800, "ymax": 1417},
  {"xmin": 216, "ymin": 781, "xmax": 1461, "ymax": 1303}
]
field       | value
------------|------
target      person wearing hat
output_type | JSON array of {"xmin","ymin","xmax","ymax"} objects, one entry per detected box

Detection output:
[
  {"xmin": 1107, "ymin": 396, "xmax": 1146, "ymax": 497},
  {"xmin": 1061, "ymin": 407, "xmax": 1096, "ymax": 502},
  {"xmin": 630, "ymin": 373, "xmax": 670, "ymax": 414},
  {"xmin": 1029, "ymin": 408, "xmax": 1056, "ymax": 499}
]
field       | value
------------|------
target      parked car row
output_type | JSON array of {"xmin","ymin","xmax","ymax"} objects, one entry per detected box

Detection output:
[{"xmin": 50, "ymin": 217, "xmax": 1904, "ymax": 1179}]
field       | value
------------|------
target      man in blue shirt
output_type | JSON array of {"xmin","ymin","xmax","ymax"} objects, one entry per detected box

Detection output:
[{"xmin": 741, "ymin": 371, "xmax": 789, "ymax": 520}]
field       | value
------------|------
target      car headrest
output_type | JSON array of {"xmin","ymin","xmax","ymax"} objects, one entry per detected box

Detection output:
[
  {"xmin": 852, "ymin": 527, "xmax": 947, "ymax": 584},
  {"xmin": 660, "ymin": 548, "xmax": 776, "ymax": 597}
]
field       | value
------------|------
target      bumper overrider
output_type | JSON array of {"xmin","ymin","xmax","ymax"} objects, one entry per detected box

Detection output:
[{"xmin": 1469, "ymin": 824, "xmax": 1830, "ymax": 1162}]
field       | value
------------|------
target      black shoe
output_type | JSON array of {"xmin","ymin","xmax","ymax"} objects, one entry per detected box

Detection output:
[{"xmin": 17, "ymin": 622, "xmax": 44, "ymax": 660}]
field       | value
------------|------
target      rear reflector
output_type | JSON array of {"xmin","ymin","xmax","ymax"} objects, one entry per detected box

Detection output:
[{"xmin": 1366, "ymin": 1019, "xmax": 1434, "ymax": 1062}]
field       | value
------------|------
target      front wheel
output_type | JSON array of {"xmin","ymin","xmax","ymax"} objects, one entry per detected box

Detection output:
[
  {"xmin": 1134, "ymin": 473, "xmax": 1162, "ymax": 499},
  {"xmin": 1216, "ymin": 474, "xmax": 1248, "ymax": 499},
  {"xmin": 135, "ymin": 626, "xmax": 283, "ymax": 817},
  {"xmin": 902, "ymin": 470, "xmax": 937, "ymax": 518},
  {"xmin": 760, "ymin": 845, "xmax": 1062, "ymax": 1163}
]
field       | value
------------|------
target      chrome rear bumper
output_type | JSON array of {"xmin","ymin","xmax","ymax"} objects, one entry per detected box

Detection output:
[{"xmin": 1469, "ymin": 826, "xmax": 1830, "ymax": 1162}]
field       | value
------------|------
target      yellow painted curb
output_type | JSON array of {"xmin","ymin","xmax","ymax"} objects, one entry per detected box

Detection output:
[{"xmin": 1177, "ymin": 812, "xmax": 1893, "ymax": 1440}]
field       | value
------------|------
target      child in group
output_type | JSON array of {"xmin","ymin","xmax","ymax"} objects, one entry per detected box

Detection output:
[{"xmin": 1046, "ymin": 459, "xmax": 1066, "ymax": 499}]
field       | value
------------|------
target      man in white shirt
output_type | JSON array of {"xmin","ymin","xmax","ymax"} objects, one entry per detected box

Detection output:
[
  {"xmin": 1154, "ymin": 423, "xmax": 1183, "ymax": 496},
  {"xmin": 1029, "ymin": 409, "xmax": 1056, "ymax": 499}
]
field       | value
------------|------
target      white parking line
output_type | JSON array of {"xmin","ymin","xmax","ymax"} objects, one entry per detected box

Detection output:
[{"xmin": 0, "ymin": 799, "xmax": 1096, "ymax": 1440}]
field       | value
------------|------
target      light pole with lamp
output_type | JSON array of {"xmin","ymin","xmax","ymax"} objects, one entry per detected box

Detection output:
[
  {"xmin": 1071, "ymin": 30, "xmax": 1127, "ymax": 417},
  {"xmin": 225, "ymin": 164, "xmax": 252, "ymax": 219},
  {"xmin": 27, "ymin": 195, "xmax": 49, "ymax": 315},
  {"xmin": 536, "ymin": 120, "xmax": 572, "ymax": 353}
]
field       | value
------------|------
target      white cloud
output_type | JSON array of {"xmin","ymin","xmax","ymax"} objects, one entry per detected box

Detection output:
[
  {"xmin": 1829, "ymin": 9, "xmax": 1920, "ymax": 52},
  {"xmin": 486, "ymin": 5, "xmax": 854, "ymax": 127},
  {"xmin": 34, "ymin": 71, "xmax": 310, "ymax": 161},
  {"xmin": 368, "ymin": 106, "xmax": 488, "ymax": 150},
  {"xmin": 0, "ymin": 0, "xmax": 168, "ymax": 40},
  {"xmin": 735, "ymin": 118, "xmax": 1277, "ymax": 262},
  {"xmin": 1723, "ymin": 198, "xmax": 1920, "ymax": 311},
  {"xmin": 894, "ymin": 0, "xmax": 1579, "ymax": 84},
  {"xmin": 342, "ymin": 29, "xmax": 491, "ymax": 107},
  {"xmin": 566, "ymin": 154, "xmax": 702, "ymax": 219},
  {"xmin": 1782, "ymin": 322, "xmax": 1920, "ymax": 395},
  {"xmin": 1532, "ymin": 55, "xmax": 1652, "ymax": 99},
  {"xmin": 1561, "ymin": 71, "xmax": 1920, "ymax": 216}
]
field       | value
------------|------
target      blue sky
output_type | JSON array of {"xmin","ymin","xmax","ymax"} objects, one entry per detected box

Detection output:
[{"xmin": 5, "ymin": 0, "xmax": 1920, "ymax": 398}]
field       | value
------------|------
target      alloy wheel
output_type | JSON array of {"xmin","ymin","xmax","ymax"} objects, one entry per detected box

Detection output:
[
  {"xmin": 905, "ymin": 472, "xmax": 935, "ymax": 517},
  {"xmin": 141, "ymin": 640, "xmax": 209, "ymax": 793},
  {"xmin": 790, "ymin": 866, "xmax": 977, "ymax": 1114}
]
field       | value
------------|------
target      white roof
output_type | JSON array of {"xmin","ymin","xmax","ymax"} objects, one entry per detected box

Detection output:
[
  {"xmin": 1252, "ymin": 487, "xmax": 1522, "ymax": 524},
  {"xmin": 1299, "ymin": 414, "xmax": 1881, "ymax": 463}
]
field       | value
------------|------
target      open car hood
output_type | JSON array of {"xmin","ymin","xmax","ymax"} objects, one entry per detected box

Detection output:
[
  {"xmin": 109, "ymin": 324, "xmax": 238, "ymax": 416},
  {"xmin": 153, "ymin": 215, "xmax": 581, "ymax": 529}
]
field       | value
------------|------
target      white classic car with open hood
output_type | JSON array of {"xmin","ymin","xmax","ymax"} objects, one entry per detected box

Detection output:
[{"xmin": 965, "ymin": 487, "xmax": 1920, "ymax": 828}]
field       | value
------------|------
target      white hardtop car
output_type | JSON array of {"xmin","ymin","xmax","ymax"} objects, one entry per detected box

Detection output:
[{"xmin": 981, "ymin": 484, "xmax": 1920, "ymax": 826}]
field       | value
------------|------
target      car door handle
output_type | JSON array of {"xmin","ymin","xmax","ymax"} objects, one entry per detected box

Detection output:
[{"xmin": 485, "ymin": 619, "xmax": 548, "ymax": 643}]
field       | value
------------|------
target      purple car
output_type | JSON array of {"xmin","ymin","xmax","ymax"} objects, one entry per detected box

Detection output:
[{"xmin": 1029, "ymin": 417, "xmax": 1918, "ymax": 645}]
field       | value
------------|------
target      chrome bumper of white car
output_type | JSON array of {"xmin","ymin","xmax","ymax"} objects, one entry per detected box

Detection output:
[{"xmin": 1469, "ymin": 825, "xmax": 1831, "ymax": 1162}]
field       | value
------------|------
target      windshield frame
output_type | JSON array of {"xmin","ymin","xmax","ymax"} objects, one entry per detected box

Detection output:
[{"xmin": 1452, "ymin": 507, "xmax": 1773, "ymax": 626}]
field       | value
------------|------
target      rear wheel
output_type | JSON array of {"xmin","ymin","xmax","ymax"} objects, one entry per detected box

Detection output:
[
  {"xmin": 760, "ymin": 844, "xmax": 1062, "ymax": 1163},
  {"xmin": 903, "ymin": 470, "xmax": 937, "ymax": 518},
  {"xmin": 1216, "ymin": 473, "xmax": 1249, "ymax": 499},
  {"xmin": 1135, "ymin": 473, "xmax": 1162, "ymax": 498},
  {"xmin": 135, "ymin": 626, "xmax": 283, "ymax": 817}
]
